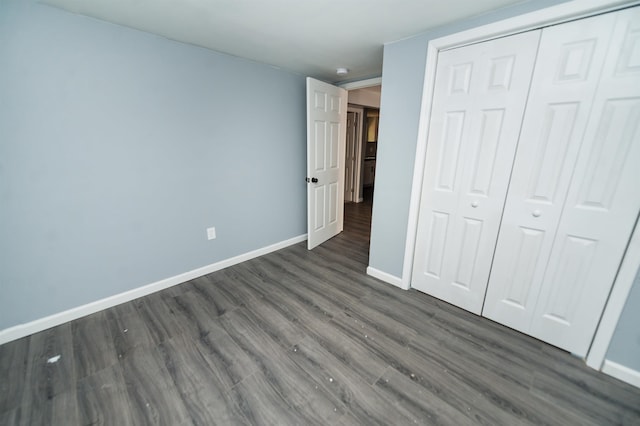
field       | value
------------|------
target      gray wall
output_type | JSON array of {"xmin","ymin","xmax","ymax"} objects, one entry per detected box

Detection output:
[
  {"xmin": 606, "ymin": 268, "xmax": 640, "ymax": 371},
  {"xmin": 0, "ymin": 1, "xmax": 306, "ymax": 330},
  {"xmin": 369, "ymin": 0, "xmax": 570, "ymax": 278}
]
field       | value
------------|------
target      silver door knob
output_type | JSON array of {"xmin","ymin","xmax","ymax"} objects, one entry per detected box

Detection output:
[
  {"xmin": 532, "ymin": 210, "xmax": 541, "ymax": 217},
  {"xmin": 471, "ymin": 201, "xmax": 479, "ymax": 208}
]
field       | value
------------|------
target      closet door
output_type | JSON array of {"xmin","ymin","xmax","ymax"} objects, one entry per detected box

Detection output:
[
  {"xmin": 411, "ymin": 31, "xmax": 539, "ymax": 314},
  {"xmin": 531, "ymin": 7, "xmax": 640, "ymax": 356},
  {"xmin": 482, "ymin": 12, "xmax": 616, "ymax": 331},
  {"xmin": 483, "ymin": 7, "xmax": 640, "ymax": 356}
]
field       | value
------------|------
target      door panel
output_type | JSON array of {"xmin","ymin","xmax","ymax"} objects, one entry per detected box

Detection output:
[
  {"xmin": 482, "ymin": 12, "xmax": 617, "ymax": 332},
  {"xmin": 502, "ymin": 226, "xmax": 545, "ymax": 309},
  {"xmin": 469, "ymin": 109, "xmax": 505, "ymax": 196},
  {"xmin": 411, "ymin": 30, "xmax": 541, "ymax": 314},
  {"xmin": 527, "ymin": 102, "xmax": 579, "ymax": 202},
  {"xmin": 436, "ymin": 111, "xmax": 466, "ymax": 191},
  {"xmin": 314, "ymin": 186, "xmax": 325, "ymax": 230},
  {"xmin": 531, "ymin": 7, "xmax": 640, "ymax": 356},
  {"xmin": 423, "ymin": 211, "xmax": 449, "ymax": 278},
  {"xmin": 452, "ymin": 217, "xmax": 483, "ymax": 288},
  {"xmin": 307, "ymin": 78, "xmax": 347, "ymax": 249}
]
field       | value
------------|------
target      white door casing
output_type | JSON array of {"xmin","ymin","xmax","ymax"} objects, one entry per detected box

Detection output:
[
  {"xmin": 482, "ymin": 12, "xmax": 618, "ymax": 333},
  {"xmin": 307, "ymin": 77, "xmax": 348, "ymax": 250},
  {"xmin": 530, "ymin": 7, "xmax": 640, "ymax": 356},
  {"xmin": 345, "ymin": 112, "xmax": 357, "ymax": 202},
  {"xmin": 347, "ymin": 105, "xmax": 365, "ymax": 203},
  {"xmin": 411, "ymin": 31, "xmax": 540, "ymax": 314}
]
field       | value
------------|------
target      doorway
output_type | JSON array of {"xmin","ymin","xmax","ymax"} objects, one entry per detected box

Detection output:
[
  {"xmin": 343, "ymin": 84, "xmax": 381, "ymax": 251},
  {"xmin": 305, "ymin": 77, "xmax": 381, "ymax": 252}
]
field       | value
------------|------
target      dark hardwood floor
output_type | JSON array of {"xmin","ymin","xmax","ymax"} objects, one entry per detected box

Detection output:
[{"xmin": 1, "ymin": 194, "xmax": 639, "ymax": 425}]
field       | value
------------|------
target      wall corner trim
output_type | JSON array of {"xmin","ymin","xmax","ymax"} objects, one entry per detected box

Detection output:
[
  {"xmin": 367, "ymin": 266, "xmax": 408, "ymax": 290},
  {"xmin": 0, "ymin": 234, "xmax": 307, "ymax": 346},
  {"xmin": 602, "ymin": 359, "xmax": 640, "ymax": 389}
]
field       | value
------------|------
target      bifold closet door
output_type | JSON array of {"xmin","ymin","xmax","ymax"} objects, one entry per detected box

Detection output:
[
  {"xmin": 530, "ymin": 7, "xmax": 640, "ymax": 356},
  {"xmin": 483, "ymin": 7, "xmax": 640, "ymax": 356},
  {"xmin": 411, "ymin": 31, "xmax": 540, "ymax": 314}
]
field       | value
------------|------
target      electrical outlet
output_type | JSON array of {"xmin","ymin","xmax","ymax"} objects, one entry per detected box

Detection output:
[{"xmin": 207, "ymin": 227, "xmax": 216, "ymax": 240}]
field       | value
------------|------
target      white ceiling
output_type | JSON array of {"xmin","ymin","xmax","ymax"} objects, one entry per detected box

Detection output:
[{"xmin": 42, "ymin": 0, "xmax": 525, "ymax": 82}]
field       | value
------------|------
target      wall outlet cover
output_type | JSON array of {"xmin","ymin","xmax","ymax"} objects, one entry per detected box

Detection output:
[{"xmin": 207, "ymin": 227, "xmax": 216, "ymax": 240}]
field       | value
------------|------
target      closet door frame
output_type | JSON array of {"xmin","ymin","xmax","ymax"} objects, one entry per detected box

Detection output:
[{"xmin": 403, "ymin": 0, "xmax": 640, "ymax": 371}]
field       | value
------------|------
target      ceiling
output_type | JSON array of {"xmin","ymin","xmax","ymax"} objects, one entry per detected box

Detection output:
[{"xmin": 42, "ymin": 0, "xmax": 525, "ymax": 82}]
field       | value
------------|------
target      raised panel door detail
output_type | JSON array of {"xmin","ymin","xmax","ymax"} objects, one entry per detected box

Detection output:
[
  {"xmin": 482, "ymin": 10, "xmax": 617, "ymax": 335},
  {"xmin": 616, "ymin": 27, "xmax": 640, "ymax": 72},
  {"xmin": 314, "ymin": 91, "xmax": 326, "ymax": 110},
  {"xmin": 412, "ymin": 30, "xmax": 541, "ymax": 314},
  {"xmin": 314, "ymin": 186, "xmax": 325, "ymax": 231},
  {"xmin": 450, "ymin": 63, "xmax": 473, "ymax": 94},
  {"xmin": 469, "ymin": 109, "xmax": 505, "ymax": 196},
  {"xmin": 314, "ymin": 121, "xmax": 326, "ymax": 172},
  {"xmin": 328, "ymin": 182, "xmax": 338, "ymax": 224},
  {"xmin": 423, "ymin": 212, "xmax": 449, "ymax": 279},
  {"xmin": 576, "ymin": 99, "xmax": 640, "ymax": 210},
  {"xmin": 436, "ymin": 111, "xmax": 465, "ymax": 191},
  {"xmin": 504, "ymin": 227, "xmax": 545, "ymax": 308},
  {"xmin": 329, "ymin": 121, "xmax": 340, "ymax": 169},
  {"xmin": 452, "ymin": 217, "xmax": 483, "ymax": 289},
  {"xmin": 540, "ymin": 236, "xmax": 598, "ymax": 325},
  {"xmin": 527, "ymin": 103, "xmax": 579, "ymax": 203},
  {"xmin": 330, "ymin": 95, "xmax": 341, "ymax": 113},
  {"xmin": 556, "ymin": 40, "xmax": 597, "ymax": 82},
  {"xmin": 488, "ymin": 56, "xmax": 515, "ymax": 90}
]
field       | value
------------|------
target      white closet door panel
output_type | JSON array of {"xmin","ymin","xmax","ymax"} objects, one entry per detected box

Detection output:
[
  {"xmin": 531, "ymin": 7, "xmax": 640, "ymax": 356},
  {"xmin": 483, "ymin": 12, "xmax": 617, "ymax": 330},
  {"xmin": 412, "ymin": 30, "xmax": 540, "ymax": 314}
]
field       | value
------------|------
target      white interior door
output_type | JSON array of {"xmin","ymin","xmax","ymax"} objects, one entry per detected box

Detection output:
[
  {"xmin": 530, "ymin": 7, "xmax": 640, "ymax": 356},
  {"xmin": 482, "ymin": 11, "xmax": 618, "ymax": 342},
  {"xmin": 411, "ymin": 31, "xmax": 540, "ymax": 314},
  {"xmin": 306, "ymin": 77, "xmax": 348, "ymax": 250},
  {"xmin": 345, "ymin": 112, "xmax": 357, "ymax": 202}
]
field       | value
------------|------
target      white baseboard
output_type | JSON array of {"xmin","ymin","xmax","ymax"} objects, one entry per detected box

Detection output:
[
  {"xmin": 602, "ymin": 359, "xmax": 640, "ymax": 389},
  {"xmin": 0, "ymin": 234, "xmax": 307, "ymax": 346},
  {"xmin": 366, "ymin": 266, "xmax": 408, "ymax": 290}
]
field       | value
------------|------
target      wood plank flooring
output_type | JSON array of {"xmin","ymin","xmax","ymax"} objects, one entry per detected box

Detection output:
[{"xmin": 1, "ymin": 197, "xmax": 640, "ymax": 425}]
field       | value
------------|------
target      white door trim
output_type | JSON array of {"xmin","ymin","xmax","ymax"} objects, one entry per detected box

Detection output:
[
  {"xmin": 348, "ymin": 106, "xmax": 365, "ymax": 203},
  {"xmin": 586, "ymin": 215, "xmax": 640, "ymax": 369},
  {"xmin": 339, "ymin": 77, "xmax": 382, "ymax": 90},
  {"xmin": 402, "ymin": 0, "xmax": 640, "ymax": 363},
  {"xmin": 601, "ymin": 359, "xmax": 640, "ymax": 388}
]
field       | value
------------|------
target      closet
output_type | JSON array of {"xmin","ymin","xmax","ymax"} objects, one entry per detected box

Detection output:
[{"xmin": 411, "ymin": 6, "xmax": 640, "ymax": 356}]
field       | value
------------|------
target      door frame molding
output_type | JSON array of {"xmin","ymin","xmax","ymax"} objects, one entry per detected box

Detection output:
[
  {"xmin": 586, "ymin": 215, "xmax": 640, "ymax": 370},
  {"xmin": 341, "ymin": 77, "xmax": 381, "ymax": 204},
  {"xmin": 402, "ymin": 0, "xmax": 640, "ymax": 364},
  {"xmin": 347, "ymin": 106, "xmax": 365, "ymax": 203},
  {"xmin": 339, "ymin": 77, "xmax": 382, "ymax": 91}
]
